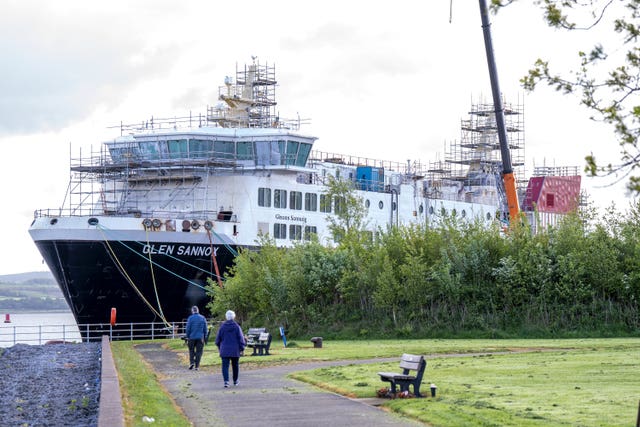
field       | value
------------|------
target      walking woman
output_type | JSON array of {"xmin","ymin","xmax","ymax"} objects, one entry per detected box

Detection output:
[{"xmin": 215, "ymin": 310, "xmax": 246, "ymax": 387}]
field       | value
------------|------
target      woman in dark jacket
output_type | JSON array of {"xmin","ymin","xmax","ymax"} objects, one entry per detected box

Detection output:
[{"xmin": 215, "ymin": 310, "xmax": 246, "ymax": 387}]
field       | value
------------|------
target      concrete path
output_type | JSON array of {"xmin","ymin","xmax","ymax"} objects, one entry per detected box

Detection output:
[{"xmin": 136, "ymin": 343, "xmax": 424, "ymax": 427}]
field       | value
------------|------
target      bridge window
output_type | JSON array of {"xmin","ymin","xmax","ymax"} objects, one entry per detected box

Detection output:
[
  {"xmin": 189, "ymin": 139, "xmax": 213, "ymax": 158},
  {"xmin": 237, "ymin": 141, "xmax": 255, "ymax": 162},
  {"xmin": 214, "ymin": 140, "xmax": 235, "ymax": 160},
  {"xmin": 167, "ymin": 139, "xmax": 188, "ymax": 159}
]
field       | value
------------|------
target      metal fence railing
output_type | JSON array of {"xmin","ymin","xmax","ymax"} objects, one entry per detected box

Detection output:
[{"xmin": 0, "ymin": 321, "xmax": 188, "ymax": 347}]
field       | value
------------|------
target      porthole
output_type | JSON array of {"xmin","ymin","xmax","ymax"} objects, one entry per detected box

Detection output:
[
  {"xmin": 191, "ymin": 220, "xmax": 200, "ymax": 230},
  {"xmin": 142, "ymin": 218, "xmax": 152, "ymax": 228},
  {"xmin": 88, "ymin": 217, "xmax": 99, "ymax": 226},
  {"xmin": 461, "ymin": 209, "xmax": 466, "ymax": 218},
  {"xmin": 152, "ymin": 218, "xmax": 162, "ymax": 228},
  {"xmin": 182, "ymin": 219, "xmax": 191, "ymax": 231},
  {"xmin": 365, "ymin": 199, "xmax": 370, "ymax": 208},
  {"xmin": 429, "ymin": 206, "xmax": 434, "ymax": 215},
  {"xmin": 419, "ymin": 204, "xmax": 424, "ymax": 214},
  {"xmin": 392, "ymin": 202, "xmax": 397, "ymax": 211},
  {"xmin": 204, "ymin": 220, "xmax": 214, "ymax": 231},
  {"xmin": 378, "ymin": 201, "xmax": 384, "ymax": 209},
  {"xmin": 50, "ymin": 218, "xmax": 58, "ymax": 225},
  {"xmin": 486, "ymin": 212, "xmax": 491, "ymax": 221},
  {"xmin": 452, "ymin": 208, "xmax": 457, "ymax": 217}
]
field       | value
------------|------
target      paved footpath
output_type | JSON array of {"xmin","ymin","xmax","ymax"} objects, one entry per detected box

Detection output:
[{"xmin": 136, "ymin": 343, "xmax": 424, "ymax": 427}]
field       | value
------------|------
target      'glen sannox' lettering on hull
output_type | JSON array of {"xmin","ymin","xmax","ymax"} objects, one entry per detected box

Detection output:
[{"xmin": 142, "ymin": 244, "xmax": 217, "ymax": 257}]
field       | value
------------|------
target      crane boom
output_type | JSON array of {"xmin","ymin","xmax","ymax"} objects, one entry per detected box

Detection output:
[{"xmin": 478, "ymin": 0, "xmax": 520, "ymax": 225}]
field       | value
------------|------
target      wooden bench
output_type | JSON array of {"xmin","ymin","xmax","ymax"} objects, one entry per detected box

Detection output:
[
  {"xmin": 245, "ymin": 328, "xmax": 272, "ymax": 356},
  {"xmin": 378, "ymin": 353, "xmax": 426, "ymax": 397}
]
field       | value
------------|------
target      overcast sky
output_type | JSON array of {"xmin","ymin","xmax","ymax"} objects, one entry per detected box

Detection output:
[{"xmin": 0, "ymin": 0, "xmax": 636, "ymax": 275}]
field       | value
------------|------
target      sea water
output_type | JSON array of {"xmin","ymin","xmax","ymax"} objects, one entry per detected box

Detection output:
[{"xmin": 0, "ymin": 311, "xmax": 81, "ymax": 347}]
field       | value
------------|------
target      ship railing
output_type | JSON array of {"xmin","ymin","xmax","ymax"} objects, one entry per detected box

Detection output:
[
  {"xmin": 309, "ymin": 150, "xmax": 429, "ymax": 176},
  {"xmin": 0, "ymin": 321, "xmax": 189, "ymax": 347}
]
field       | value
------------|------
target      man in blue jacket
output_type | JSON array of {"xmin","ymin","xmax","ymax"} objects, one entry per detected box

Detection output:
[
  {"xmin": 215, "ymin": 310, "xmax": 246, "ymax": 387},
  {"xmin": 186, "ymin": 305, "xmax": 207, "ymax": 370}
]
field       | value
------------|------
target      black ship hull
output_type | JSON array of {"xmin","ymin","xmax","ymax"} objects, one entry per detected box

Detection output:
[{"xmin": 33, "ymin": 237, "xmax": 238, "ymax": 329}]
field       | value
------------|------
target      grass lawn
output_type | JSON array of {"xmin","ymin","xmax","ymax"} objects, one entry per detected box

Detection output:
[
  {"xmin": 120, "ymin": 338, "xmax": 640, "ymax": 426},
  {"xmin": 289, "ymin": 340, "xmax": 640, "ymax": 426}
]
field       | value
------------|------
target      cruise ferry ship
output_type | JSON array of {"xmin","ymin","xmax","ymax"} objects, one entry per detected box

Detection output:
[{"xmin": 28, "ymin": 59, "xmax": 580, "ymax": 331}]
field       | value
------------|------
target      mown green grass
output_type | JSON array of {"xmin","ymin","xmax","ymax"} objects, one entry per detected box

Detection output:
[
  {"xmin": 123, "ymin": 338, "xmax": 640, "ymax": 426},
  {"xmin": 110, "ymin": 341, "xmax": 191, "ymax": 427},
  {"xmin": 290, "ymin": 341, "xmax": 640, "ymax": 426}
]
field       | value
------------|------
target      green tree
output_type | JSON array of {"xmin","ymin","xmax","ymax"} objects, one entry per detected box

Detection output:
[
  {"xmin": 494, "ymin": 0, "xmax": 640, "ymax": 193},
  {"xmin": 322, "ymin": 175, "xmax": 368, "ymax": 241}
]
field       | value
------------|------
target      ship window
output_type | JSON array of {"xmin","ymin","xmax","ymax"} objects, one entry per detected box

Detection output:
[
  {"xmin": 304, "ymin": 226, "xmax": 317, "ymax": 241},
  {"xmin": 189, "ymin": 139, "xmax": 213, "ymax": 158},
  {"xmin": 419, "ymin": 204, "xmax": 424, "ymax": 214},
  {"xmin": 289, "ymin": 224, "xmax": 302, "ymax": 240},
  {"xmin": 214, "ymin": 140, "xmax": 235, "ymax": 159},
  {"xmin": 452, "ymin": 208, "xmax": 457, "ymax": 217},
  {"xmin": 429, "ymin": 206, "xmax": 434, "ymax": 215},
  {"xmin": 486, "ymin": 212, "xmax": 492, "ymax": 221},
  {"xmin": 296, "ymin": 143, "xmax": 312, "ymax": 167},
  {"xmin": 277, "ymin": 140, "xmax": 287, "ymax": 164},
  {"xmin": 320, "ymin": 194, "xmax": 332, "ymax": 213},
  {"xmin": 274, "ymin": 189, "xmax": 287, "ymax": 209},
  {"xmin": 378, "ymin": 201, "xmax": 384, "ymax": 209},
  {"xmin": 167, "ymin": 139, "xmax": 188, "ymax": 159},
  {"xmin": 365, "ymin": 199, "xmax": 370, "ymax": 208},
  {"xmin": 290, "ymin": 191, "xmax": 302, "ymax": 210},
  {"xmin": 305, "ymin": 193, "xmax": 317, "ymax": 211},
  {"xmin": 236, "ymin": 141, "xmax": 255, "ymax": 162},
  {"xmin": 139, "ymin": 141, "xmax": 162, "ymax": 160},
  {"xmin": 274, "ymin": 223, "xmax": 286, "ymax": 239},
  {"xmin": 286, "ymin": 141, "xmax": 299, "ymax": 166},
  {"xmin": 392, "ymin": 201, "xmax": 397, "ymax": 211},
  {"xmin": 334, "ymin": 196, "xmax": 346, "ymax": 214},
  {"xmin": 461, "ymin": 209, "xmax": 466, "ymax": 218},
  {"xmin": 258, "ymin": 188, "xmax": 271, "ymax": 207},
  {"xmin": 256, "ymin": 141, "xmax": 280, "ymax": 166}
]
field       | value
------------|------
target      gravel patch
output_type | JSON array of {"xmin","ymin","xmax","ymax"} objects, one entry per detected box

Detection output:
[{"xmin": 0, "ymin": 342, "xmax": 101, "ymax": 427}]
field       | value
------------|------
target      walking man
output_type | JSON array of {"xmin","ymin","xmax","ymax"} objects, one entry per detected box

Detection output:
[{"xmin": 186, "ymin": 305, "xmax": 207, "ymax": 370}]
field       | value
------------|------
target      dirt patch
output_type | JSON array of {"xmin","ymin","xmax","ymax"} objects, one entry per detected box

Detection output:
[{"xmin": 0, "ymin": 342, "xmax": 101, "ymax": 427}]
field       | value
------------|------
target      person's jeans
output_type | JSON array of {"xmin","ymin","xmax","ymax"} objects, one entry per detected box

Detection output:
[
  {"xmin": 221, "ymin": 357, "xmax": 240, "ymax": 383},
  {"xmin": 188, "ymin": 339, "xmax": 204, "ymax": 367}
]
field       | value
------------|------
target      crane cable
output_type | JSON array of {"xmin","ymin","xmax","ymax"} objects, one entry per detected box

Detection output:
[{"xmin": 97, "ymin": 226, "xmax": 171, "ymax": 328}]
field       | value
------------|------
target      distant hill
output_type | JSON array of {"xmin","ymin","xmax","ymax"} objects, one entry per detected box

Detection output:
[
  {"xmin": 0, "ymin": 271, "xmax": 68, "ymax": 311},
  {"xmin": 0, "ymin": 271, "xmax": 54, "ymax": 283}
]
